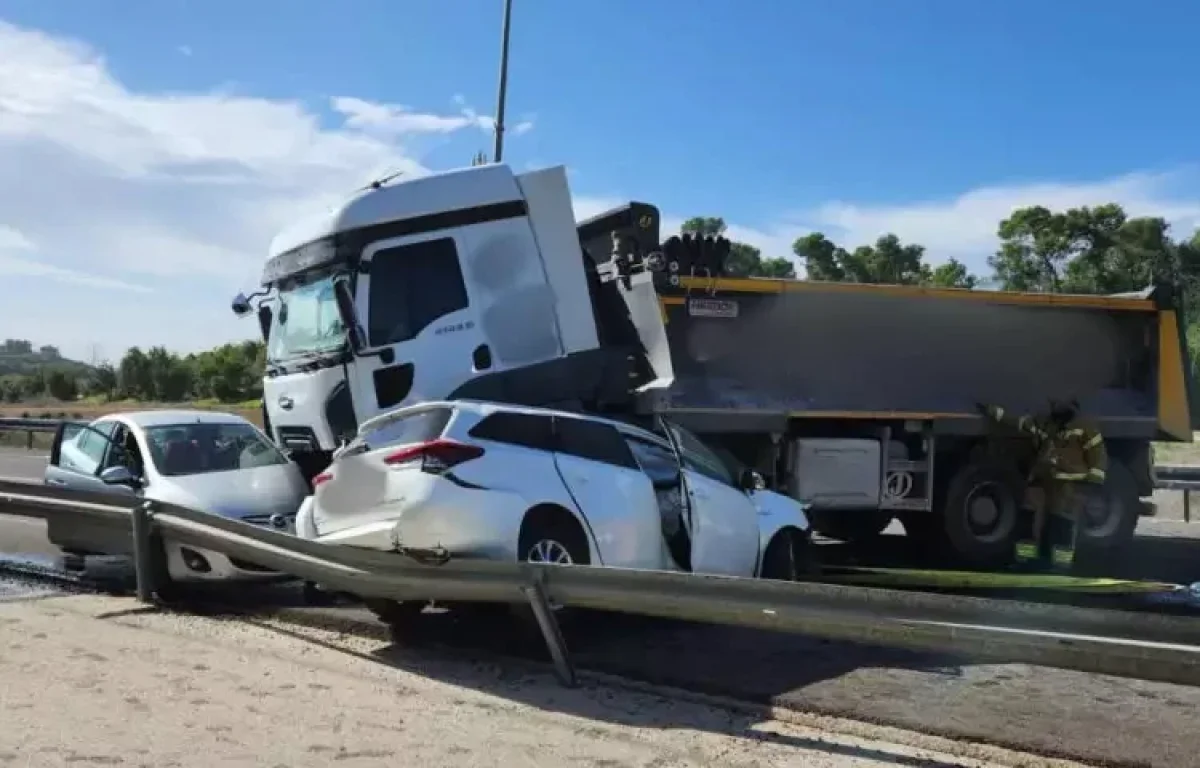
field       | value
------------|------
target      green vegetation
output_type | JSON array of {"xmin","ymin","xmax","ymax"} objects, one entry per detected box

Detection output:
[
  {"xmin": 0, "ymin": 338, "xmax": 265, "ymax": 407},
  {"xmin": 685, "ymin": 202, "xmax": 1200, "ymax": 387}
]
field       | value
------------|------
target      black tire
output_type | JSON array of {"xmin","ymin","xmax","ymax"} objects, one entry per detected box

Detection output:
[
  {"xmin": 1073, "ymin": 460, "xmax": 1140, "ymax": 572},
  {"xmin": 517, "ymin": 507, "xmax": 592, "ymax": 567},
  {"xmin": 760, "ymin": 527, "xmax": 818, "ymax": 581},
  {"xmin": 147, "ymin": 533, "xmax": 185, "ymax": 605},
  {"xmin": 939, "ymin": 457, "xmax": 1026, "ymax": 569},
  {"xmin": 808, "ymin": 509, "xmax": 894, "ymax": 543},
  {"xmin": 508, "ymin": 506, "xmax": 591, "ymax": 632}
]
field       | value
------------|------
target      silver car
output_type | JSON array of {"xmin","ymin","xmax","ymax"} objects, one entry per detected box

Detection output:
[{"xmin": 45, "ymin": 409, "xmax": 309, "ymax": 583}]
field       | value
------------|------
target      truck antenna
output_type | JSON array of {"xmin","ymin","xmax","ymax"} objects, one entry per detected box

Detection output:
[{"xmin": 492, "ymin": 0, "xmax": 513, "ymax": 164}]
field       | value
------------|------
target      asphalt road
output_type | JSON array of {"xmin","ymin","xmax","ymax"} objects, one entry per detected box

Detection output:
[
  {"xmin": 0, "ymin": 447, "xmax": 53, "ymax": 484},
  {"xmin": 2, "ymin": 445, "xmax": 1200, "ymax": 765}
]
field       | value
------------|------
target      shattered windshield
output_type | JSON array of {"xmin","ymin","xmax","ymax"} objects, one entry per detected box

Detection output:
[{"xmin": 267, "ymin": 272, "xmax": 346, "ymax": 362}]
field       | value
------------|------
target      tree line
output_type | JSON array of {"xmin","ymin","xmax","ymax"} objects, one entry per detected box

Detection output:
[
  {"xmin": 0, "ymin": 340, "xmax": 265, "ymax": 405},
  {"xmin": 684, "ymin": 202, "xmax": 1200, "ymax": 295}
]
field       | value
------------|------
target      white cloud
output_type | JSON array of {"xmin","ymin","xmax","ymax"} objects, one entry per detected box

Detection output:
[
  {"xmin": 0, "ymin": 20, "xmax": 527, "ymax": 360},
  {"xmin": 332, "ymin": 96, "xmax": 534, "ymax": 138},
  {"xmin": 176, "ymin": 45, "xmax": 193, "ymax": 57}
]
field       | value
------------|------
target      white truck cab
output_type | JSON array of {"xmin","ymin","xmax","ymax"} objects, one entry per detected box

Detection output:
[{"xmin": 235, "ymin": 164, "xmax": 673, "ymax": 478}]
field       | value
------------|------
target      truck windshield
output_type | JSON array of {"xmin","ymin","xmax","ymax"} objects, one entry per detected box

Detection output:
[{"xmin": 267, "ymin": 273, "xmax": 345, "ymax": 362}]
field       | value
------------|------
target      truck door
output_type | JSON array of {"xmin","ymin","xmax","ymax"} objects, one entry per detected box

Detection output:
[
  {"xmin": 663, "ymin": 421, "xmax": 760, "ymax": 577},
  {"xmin": 348, "ymin": 234, "xmax": 489, "ymax": 420}
]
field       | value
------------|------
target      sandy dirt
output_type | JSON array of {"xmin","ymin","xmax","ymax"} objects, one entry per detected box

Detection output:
[{"xmin": 0, "ymin": 592, "xmax": 1087, "ymax": 768}]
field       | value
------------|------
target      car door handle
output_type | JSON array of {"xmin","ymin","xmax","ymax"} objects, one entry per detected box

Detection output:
[{"xmin": 46, "ymin": 478, "xmax": 67, "ymax": 486}]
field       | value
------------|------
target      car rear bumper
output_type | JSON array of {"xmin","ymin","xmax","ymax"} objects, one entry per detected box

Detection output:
[{"xmin": 303, "ymin": 478, "xmax": 528, "ymax": 561}]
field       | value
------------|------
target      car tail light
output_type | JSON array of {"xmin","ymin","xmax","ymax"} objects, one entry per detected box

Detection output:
[
  {"xmin": 312, "ymin": 471, "xmax": 333, "ymax": 488},
  {"xmin": 383, "ymin": 439, "xmax": 485, "ymax": 474}
]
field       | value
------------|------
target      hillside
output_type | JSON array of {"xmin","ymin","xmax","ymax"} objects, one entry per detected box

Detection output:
[{"xmin": 0, "ymin": 339, "xmax": 93, "ymax": 378}]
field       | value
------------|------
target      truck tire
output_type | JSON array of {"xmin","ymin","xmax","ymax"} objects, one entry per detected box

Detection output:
[
  {"xmin": 1074, "ymin": 460, "xmax": 1140, "ymax": 572},
  {"xmin": 939, "ymin": 457, "xmax": 1025, "ymax": 569},
  {"xmin": 808, "ymin": 509, "xmax": 894, "ymax": 543}
]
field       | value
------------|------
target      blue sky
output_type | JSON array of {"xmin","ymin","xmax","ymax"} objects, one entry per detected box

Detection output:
[{"xmin": 1, "ymin": 0, "xmax": 1198, "ymax": 359}]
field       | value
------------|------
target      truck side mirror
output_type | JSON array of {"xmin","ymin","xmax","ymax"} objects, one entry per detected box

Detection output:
[
  {"xmin": 231, "ymin": 292, "xmax": 252, "ymax": 316},
  {"xmin": 333, "ymin": 278, "xmax": 364, "ymax": 353}
]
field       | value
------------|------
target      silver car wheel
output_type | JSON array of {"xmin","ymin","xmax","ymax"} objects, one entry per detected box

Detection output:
[{"xmin": 526, "ymin": 539, "xmax": 574, "ymax": 565}]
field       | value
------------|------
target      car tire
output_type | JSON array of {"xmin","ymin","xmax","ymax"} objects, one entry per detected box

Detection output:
[
  {"xmin": 507, "ymin": 506, "xmax": 592, "ymax": 636},
  {"xmin": 147, "ymin": 533, "xmax": 186, "ymax": 606},
  {"xmin": 518, "ymin": 506, "xmax": 592, "ymax": 568},
  {"xmin": 759, "ymin": 526, "xmax": 818, "ymax": 581},
  {"xmin": 939, "ymin": 457, "xmax": 1026, "ymax": 569}
]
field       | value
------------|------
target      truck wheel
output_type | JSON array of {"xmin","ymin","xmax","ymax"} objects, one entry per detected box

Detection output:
[
  {"xmin": 808, "ymin": 510, "xmax": 894, "ymax": 543},
  {"xmin": 939, "ymin": 458, "xmax": 1025, "ymax": 569},
  {"xmin": 1074, "ymin": 460, "xmax": 1140, "ymax": 571}
]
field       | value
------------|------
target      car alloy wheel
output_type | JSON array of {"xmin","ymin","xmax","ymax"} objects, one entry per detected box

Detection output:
[{"xmin": 525, "ymin": 539, "xmax": 574, "ymax": 565}]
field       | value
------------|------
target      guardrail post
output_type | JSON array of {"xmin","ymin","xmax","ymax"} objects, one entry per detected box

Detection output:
[
  {"xmin": 131, "ymin": 501, "xmax": 157, "ymax": 603},
  {"xmin": 26, "ymin": 430, "xmax": 33, "ymax": 450},
  {"xmin": 1185, "ymin": 490, "xmax": 1192, "ymax": 523},
  {"xmin": 520, "ymin": 580, "xmax": 576, "ymax": 687}
]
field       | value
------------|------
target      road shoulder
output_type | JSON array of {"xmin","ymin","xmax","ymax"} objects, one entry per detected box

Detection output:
[{"xmin": 1, "ymin": 593, "xmax": 1080, "ymax": 768}]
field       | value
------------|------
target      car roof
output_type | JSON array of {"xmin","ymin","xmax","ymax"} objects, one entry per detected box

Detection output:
[
  {"xmin": 359, "ymin": 399, "xmax": 666, "ymax": 445},
  {"xmin": 99, "ymin": 410, "xmax": 254, "ymax": 429}
]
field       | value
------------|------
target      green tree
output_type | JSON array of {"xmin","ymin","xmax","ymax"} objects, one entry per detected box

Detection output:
[
  {"xmin": 680, "ymin": 216, "xmax": 796, "ymax": 278},
  {"xmin": 927, "ymin": 258, "xmax": 977, "ymax": 289},
  {"xmin": 118, "ymin": 347, "xmax": 152, "ymax": 399},
  {"xmin": 87, "ymin": 363, "xmax": 118, "ymax": 400},
  {"xmin": 43, "ymin": 368, "xmax": 77, "ymax": 401},
  {"xmin": 793, "ymin": 232, "xmax": 975, "ymax": 287},
  {"xmin": 190, "ymin": 341, "xmax": 264, "ymax": 402},
  {"xmin": 990, "ymin": 203, "xmax": 1189, "ymax": 294}
]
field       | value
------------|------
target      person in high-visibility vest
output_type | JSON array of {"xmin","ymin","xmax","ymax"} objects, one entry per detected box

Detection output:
[{"xmin": 977, "ymin": 400, "xmax": 1107, "ymax": 570}]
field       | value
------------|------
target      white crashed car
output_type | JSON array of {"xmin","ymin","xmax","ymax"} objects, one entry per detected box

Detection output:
[
  {"xmin": 295, "ymin": 400, "xmax": 812, "ymax": 618},
  {"xmin": 45, "ymin": 410, "xmax": 310, "ymax": 585}
]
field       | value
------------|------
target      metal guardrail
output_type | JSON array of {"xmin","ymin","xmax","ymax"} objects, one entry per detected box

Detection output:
[
  {"xmin": 0, "ymin": 417, "xmax": 63, "ymax": 450},
  {"xmin": 1154, "ymin": 465, "xmax": 1200, "ymax": 522},
  {"xmin": 2, "ymin": 478, "xmax": 1200, "ymax": 688}
]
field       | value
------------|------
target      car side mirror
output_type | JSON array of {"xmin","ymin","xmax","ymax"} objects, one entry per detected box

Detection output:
[
  {"xmin": 332, "ymin": 278, "xmax": 364, "ymax": 353},
  {"xmin": 99, "ymin": 465, "xmax": 140, "ymax": 488},
  {"xmin": 738, "ymin": 468, "xmax": 765, "ymax": 492}
]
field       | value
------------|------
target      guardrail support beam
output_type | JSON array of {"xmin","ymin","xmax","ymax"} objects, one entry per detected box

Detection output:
[
  {"xmin": 131, "ymin": 501, "xmax": 157, "ymax": 604},
  {"xmin": 521, "ymin": 582, "xmax": 576, "ymax": 687}
]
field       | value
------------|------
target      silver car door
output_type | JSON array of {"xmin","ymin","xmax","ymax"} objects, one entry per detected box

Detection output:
[
  {"xmin": 45, "ymin": 420, "xmax": 120, "ymax": 494},
  {"xmin": 662, "ymin": 420, "xmax": 760, "ymax": 577},
  {"xmin": 550, "ymin": 416, "xmax": 663, "ymax": 568}
]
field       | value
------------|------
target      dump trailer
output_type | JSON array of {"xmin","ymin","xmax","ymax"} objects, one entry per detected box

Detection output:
[{"xmin": 579, "ymin": 202, "xmax": 1196, "ymax": 567}]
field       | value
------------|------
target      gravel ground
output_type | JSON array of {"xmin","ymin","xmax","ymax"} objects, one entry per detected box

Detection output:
[{"xmin": 0, "ymin": 592, "xmax": 1066, "ymax": 768}]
